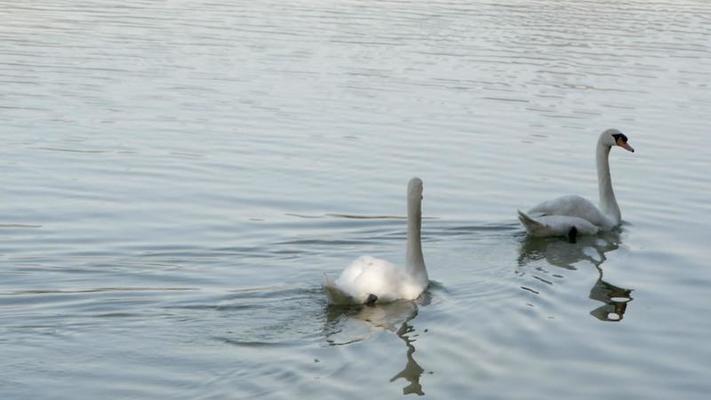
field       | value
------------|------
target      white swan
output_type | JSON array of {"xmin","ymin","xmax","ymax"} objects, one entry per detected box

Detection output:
[
  {"xmin": 324, "ymin": 177, "xmax": 428, "ymax": 305},
  {"xmin": 518, "ymin": 129, "xmax": 635, "ymax": 241}
]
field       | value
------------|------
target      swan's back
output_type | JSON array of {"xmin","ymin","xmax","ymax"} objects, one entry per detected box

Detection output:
[
  {"xmin": 519, "ymin": 211, "xmax": 599, "ymax": 237},
  {"xmin": 325, "ymin": 256, "xmax": 425, "ymax": 304},
  {"xmin": 529, "ymin": 195, "xmax": 613, "ymax": 228}
]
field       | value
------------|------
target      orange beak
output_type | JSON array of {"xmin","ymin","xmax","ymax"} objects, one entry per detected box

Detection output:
[{"xmin": 619, "ymin": 142, "xmax": 635, "ymax": 152}]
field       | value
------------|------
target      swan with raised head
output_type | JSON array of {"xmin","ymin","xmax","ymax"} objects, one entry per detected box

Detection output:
[
  {"xmin": 518, "ymin": 129, "xmax": 635, "ymax": 241},
  {"xmin": 324, "ymin": 177, "xmax": 428, "ymax": 305}
]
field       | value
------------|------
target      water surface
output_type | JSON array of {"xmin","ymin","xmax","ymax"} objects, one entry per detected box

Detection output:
[{"xmin": 2, "ymin": 0, "xmax": 711, "ymax": 398}]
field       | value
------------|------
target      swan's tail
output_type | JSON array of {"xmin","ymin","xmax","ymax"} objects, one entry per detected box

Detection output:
[
  {"xmin": 517, "ymin": 209, "xmax": 546, "ymax": 235},
  {"xmin": 323, "ymin": 273, "xmax": 354, "ymax": 305}
]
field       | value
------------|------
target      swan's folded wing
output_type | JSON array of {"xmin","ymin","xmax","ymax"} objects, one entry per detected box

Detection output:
[
  {"xmin": 519, "ymin": 210, "xmax": 600, "ymax": 237},
  {"xmin": 528, "ymin": 195, "xmax": 612, "ymax": 227},
  {"xmin": 528, "ymin": 195, "xmax": 592, "ymax": 216},
  {"xmin": 518, "ymin": 209, "xmax": 547, "ymax": 235}
]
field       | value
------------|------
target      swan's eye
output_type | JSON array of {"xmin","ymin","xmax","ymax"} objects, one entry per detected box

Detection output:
[
  {"xmin": 612, "ymin": 132, "xmax": 635, "ymax": 152},
  {"xmin": 611, "ymin": 133, "xmax": 628, "ymax": 144}
]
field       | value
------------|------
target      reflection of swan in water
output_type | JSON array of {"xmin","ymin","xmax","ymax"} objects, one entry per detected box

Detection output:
[
  {"xmin": 517, "ymin": 231, "xmax": 633, "ymax": 321},
  {"xmin": 588, "ymin": 266, "xmax": 632, "ymax": 321},
  {"xmin": 389, "ymin": 320, "xmax": 424, "ymax": 396},
  {"xmin": 324, "ymin": 297, "xmax": 429, "ymax": 395}
]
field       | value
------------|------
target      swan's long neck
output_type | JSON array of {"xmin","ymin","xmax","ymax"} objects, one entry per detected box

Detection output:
[
  {"xmin": 405, "ymin": 195, "xmax": 428, "ymax": 284},
  {"xmin": 596, "ymin": 140, "xmax": 621, "ymax": 225}
]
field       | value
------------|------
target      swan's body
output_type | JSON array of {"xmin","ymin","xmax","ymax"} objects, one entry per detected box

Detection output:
[
  {"xmin": 323, "ymin": 256, "xmax": 426, "ymax": 304},
  {"xmin": 518, "ymin": 210, "xmax": 599, "ymax": 238},
  {"xmin": 324, "ymin": 178, "xmax": 428, "ymax": 305},
  {"xmin": 527, "ymin": 195, "xmax": 614, "ymax": 230},
  {"xmin": 519, "ymin": 129, "xmax": 634, "ymax": 239}
]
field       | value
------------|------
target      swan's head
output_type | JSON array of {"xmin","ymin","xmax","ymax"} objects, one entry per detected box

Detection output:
[
  {"xmin": 601, "ymin": 128, "xmax": 635, "ymax": 152},
  {"xmin": 407, "ymin": 177, "xmax": 423, "ymax": 200}
]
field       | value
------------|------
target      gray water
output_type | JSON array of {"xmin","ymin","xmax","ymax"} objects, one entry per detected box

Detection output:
[{"xmin": 2, "ymin": 0, "xmax": 711, "ymax": 398}]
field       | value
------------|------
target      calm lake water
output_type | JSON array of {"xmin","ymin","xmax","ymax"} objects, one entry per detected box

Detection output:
[{"xmin": 2, "ymin": 0, "xmax": 711, "ymax": 398}]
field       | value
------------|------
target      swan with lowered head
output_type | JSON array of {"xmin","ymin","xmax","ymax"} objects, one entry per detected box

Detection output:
[
  {"xmin": 518, "ymin": 129, "xmax": 635, "ymax": 242},
  {"xmin": 324, "ymin": 177, "xmax": 429, "ymax": 305}
]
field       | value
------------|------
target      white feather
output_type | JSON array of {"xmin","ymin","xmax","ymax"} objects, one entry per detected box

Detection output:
[
  {"xmin": 518, "ymin": 129, "xmax": 634, "ymax": 238},
  {"xmin": 528, "ymin": 195, "xmax": 614, "ymax": 229},
  {"xmin": 324, "ymin": 256, "xmax": 426, "ymax": 304},
  {"xmin": 324, "ymin": 178, "xmax": 429, "ymax": 305},
  {"xmin": 518, "ymin": 210, "xmax": 599, "ymax": 237}
]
